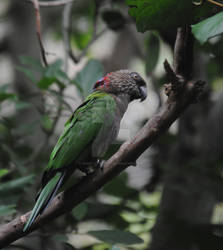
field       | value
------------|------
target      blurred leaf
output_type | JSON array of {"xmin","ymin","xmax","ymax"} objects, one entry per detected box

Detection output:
[
  {"xmin": 103, "ymin": 173, "xmax": 137, "ymax": 198},
  {"xmin": 37, "ymin": 77, "xmax": 57, "ymax": 89},
  {"xmin": 121, "ymin": 211, "xmax": 142, "ymax": 223},
  {"xmin": 145, "ymin": 32, "xmax": 160, "ymax": 74},
  {"xmin": 45, "ymin": 60, "xmax": 62, "ymax": 78},
  {"xmin": 102, "ymin": 10, "xmax": 126, "ymax": 30},
  {"xmin": 37, "ymin": 60, "xmax": 69, "ymax": 89},
  {"xmin": 51, "ymin": 234, "xmax": 68, "ymax": 243},
  {"xmin": 16, "ymin": 65, "xmax": 36, "ymax": 83},
  {"xmin": 0, "ymin": 169, "xmax": 9, "ymax": 179},
  {"xmin": 110, "ymin": 246, "xmax": 121, "ymax": 250},
  {"xmin": 19, "ymin": 55, "xmax": 44, "ymax": 73},
  {"xmin": 40, "ymin": 115, "xmax": 53, "ymax": 132},
  {"xmin": 0, "ymin": 83, "xmax": 11, "ymax": 92},
  {"xmin": 0, "ymin": 175, "xmax": 34, "ymax": 192},
  {"xmin": 88, "ymin": 229, "xmax": 144, "ymax": 245},
  {"xmin": 0, "ymin": 205, "xmax": 16, "ymax": 216},
  {"xmin": 192, "ymin": 11, "xmax": 223, "ymax": 44},
  {"xmin": 0, "ymin": 92, "xmax": 16, "ymax": 102},
  {"xmin": 14, "ymin": 101, "xmax": 31, "ymax": 110},
  {"xmin": 83, "ymin": 202, "xmax": 120, "ymax": 219},
  {"xmin": 72, "ymin": 202, "xmax": 88, "ymax": 221},
  {"xmin": 72, "ymin": 31, "xmax": 91, "ymax": 50},
  {"xmin": 127, "ymin": 0, "xmax": 213, "ymax": 32},
  {"xmin": 139, "ymin": 191, "xmax": 161, "ymax": 208},
  {"xmin": 73, "ymin": 59, "xmax": 104, "ymax": 98}
]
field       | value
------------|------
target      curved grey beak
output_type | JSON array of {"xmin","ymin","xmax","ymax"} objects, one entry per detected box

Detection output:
[{"xmin": 139, "ymin": 85, "xmax": 147, "ymax": 102}]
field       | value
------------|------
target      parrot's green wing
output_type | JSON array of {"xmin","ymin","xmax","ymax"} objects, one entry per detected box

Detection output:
[
  {"xmin": 23, "ymin": 91, "xmax": 116, "ymax": 232},
  {"xmin": 45, "ymin": 91, "xmax": 116, "ymax": 174}
]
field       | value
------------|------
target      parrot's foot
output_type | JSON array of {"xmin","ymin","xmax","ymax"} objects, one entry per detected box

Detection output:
[{"xmin": 96, "ymin": 159, "xmax": 105, "ymax": 172}]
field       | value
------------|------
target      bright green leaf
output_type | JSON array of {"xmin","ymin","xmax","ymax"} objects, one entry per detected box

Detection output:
[
  {"xmin": 71, "ymin": 31, "xmax": 91, "ymax": 50},
  {"xmin": 0, "ymin": 169, "xmax": 9, "ymax": 179},
  {"xmin": 73, "ymin": 59, "xmax": 104, "ymax": 98},
  {"xmin": 72, "ymin": 202, "xmax": 88, "ymax": 221},
  {"xmin": 192, "ymin": 11, "xmax": 223, "ymax": 44},
  {"xmin": 0, "ymin": 205, "xmax": 16, "ymax": 216},
  {"xmin": 88, "ymin": 230, "xmax": 144, "ymax": 245}
]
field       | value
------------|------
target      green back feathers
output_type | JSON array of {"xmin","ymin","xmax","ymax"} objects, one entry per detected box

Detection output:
[{"xmin": 45, "ymin": 91, "xmax": 116, "ymax": 172}]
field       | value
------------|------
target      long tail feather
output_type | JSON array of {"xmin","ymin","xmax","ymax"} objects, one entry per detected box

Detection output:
[{"xmin": 23, "ymin": 171, "xmax": 65, "ymax": 232}]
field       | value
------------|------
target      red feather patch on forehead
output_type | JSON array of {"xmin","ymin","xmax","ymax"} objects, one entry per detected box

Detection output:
[{"xmin": 93, "ymin": 73, "xmax": 111, "ymax": 90}]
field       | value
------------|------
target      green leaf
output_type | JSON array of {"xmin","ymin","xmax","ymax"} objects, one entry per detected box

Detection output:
[
  {"xmin": 0, "ymin": 205, "xmax": 16, "ymax": 216},
  {"xmin": 40, "ymin": 115, "xmax": 53, "ymax": 132},
  {"xmin": 0, "ymin": 169, "xmax": 9, "ymax": 179},
  {"xmin": 0, "ymin": 92, "xmax": 17, "ymax": 102},
  {"xmin": 51, "ymin": 234, "xmax": 68, "ymax": 243},
  {"xmin": 19, "ymin": 55, "xmax": 44, "ymax": 73},
  {"xmin": 0, "ymin": 175, "xmax": 34, "ymax": 192},
  {"xmin": 145, "ymin": 32, "xmax": 160, "ymax": 74},
  {"xmin": 126, "ymin": 0, "xmax": 214, "ymax": 32},
  {"xmin": 72, "ymin": 202, "xmax": 88, "ymax": 221},
  {"xmin": 37, "ymin": 77, "xmax": 57, "ymax": 89},
  {"xmin": 73, "ymin": 59, "xmax": 104, "ymax": 98},
  {"xmin": 192, "ymin": 11, "xmax": 223, "ymax": 44},
  {"xmin": 37, "ymin": 60, "xmax": 69, "ymax": 89},
  {"xmin": 45, "ymin": 60, "xmax": 63, "ymax": 78},
  {"xmin": 72, "ymin": 31, "xmax": 91, "ymax": 50},
  {"xmin": 14, "ymin": 101, "xmax": 31, "ymax": 110},
  {"xmin": 16, "ymin": 65, "xmax": 36, "ymax": 83},
  {"xmin": 103, "ymin": 173, "xmax": 137, "ymax": 198},
  {"xmin": 88, "ymin": 230, "xmax": 144, "ymax": 245}
]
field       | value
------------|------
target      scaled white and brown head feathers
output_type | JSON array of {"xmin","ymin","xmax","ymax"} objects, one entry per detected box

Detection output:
[{"xmin": 93, "ymin": 70, "xmax": 147, "ymax": 102}]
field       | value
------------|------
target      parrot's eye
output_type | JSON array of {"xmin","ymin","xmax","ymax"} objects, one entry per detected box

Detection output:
[{"xmin": 130, "ymin": 72, "xmax": 140, "ymax": 81}]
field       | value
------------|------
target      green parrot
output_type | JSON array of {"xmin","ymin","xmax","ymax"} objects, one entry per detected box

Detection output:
[{"xmin": 23, "ymin": 69, "xmax": 147, "ymax": 232}]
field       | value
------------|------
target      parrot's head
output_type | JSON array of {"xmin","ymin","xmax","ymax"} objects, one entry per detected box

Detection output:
[{"xmin": 93, "ymin": 70, "xmax": 147, "ymax": 102}]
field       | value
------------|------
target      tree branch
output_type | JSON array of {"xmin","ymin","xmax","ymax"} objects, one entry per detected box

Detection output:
[{"xmin": 32, "ymin": 0, "xmax": 48, "ymax": 67}]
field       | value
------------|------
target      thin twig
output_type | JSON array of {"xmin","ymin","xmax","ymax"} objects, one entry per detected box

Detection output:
[
  {"xmin": 27, "ymin": 0, "xmax": 76, "ymax": 7},
  {"xmin": 67, "ymin": 0, "xmax": 106, "ymax": 64},
  {"xmin": 31, "ymin": 0, "xmax": 48, "ymax": 67}
]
